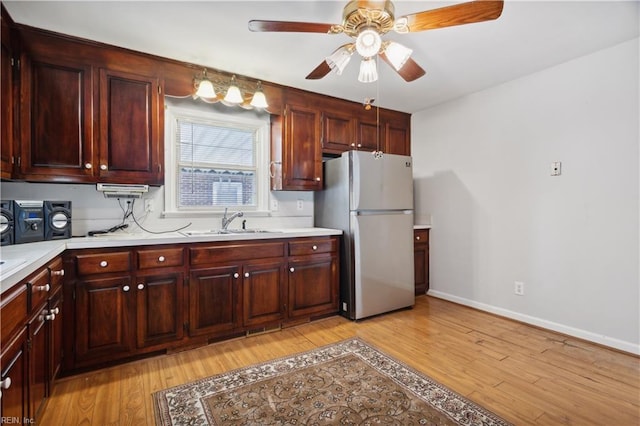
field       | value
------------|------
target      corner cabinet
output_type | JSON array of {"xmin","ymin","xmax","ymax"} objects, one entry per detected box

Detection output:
[
  {"xmin": 14, "ymin": 27, "xmax": 164, "ymax": 185},
  {"xmin": 271, "ymin": 92, "xmax": 322, "ymax": 191}
]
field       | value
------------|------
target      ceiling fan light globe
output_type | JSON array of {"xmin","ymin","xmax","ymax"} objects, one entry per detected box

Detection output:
[
  {"xmin": 358, "ymin": 58, "xmax": 378, "ymax": 83},
  {"xmin": 326, "ymin": 47, "xmax": 353, "ymax": 75},
  {"xmin": 355, "ymin": 28, "xmax": 382, "ymax": 57},
  {"xmin": 385, "ymin": 41, "xmax": 413, "ymax": 71},
  {"xmin": 195, "ymin": 79, "xmax": 216, "ymax": 99}
]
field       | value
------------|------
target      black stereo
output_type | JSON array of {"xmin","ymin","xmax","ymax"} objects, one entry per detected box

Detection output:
[{"xmin": 0, "ymin": 200, "xmax": 72, "ymax": 245}]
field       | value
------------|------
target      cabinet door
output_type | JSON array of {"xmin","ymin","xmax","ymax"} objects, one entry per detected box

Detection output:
[
  {"xmin": 28, "ymin": 307, "xmax": 48, "ymax": 420},
  {"xmin": 243, "ymin": 260, "xmax": 286, "ymax": 327},
  {"xmin": 98, "ymin": 68, "xmax": 162, "ymax": 185},
  {"xmin": 321, "ymin": 110, "xmax": 355, "ymax": 154},
  {"xmin": 282, "ymin": 103, "xmax": 322, "ymax": 190},
  {"xmin": 288, "ymin": 255, "xmax": 339, "ymax": 319},
  {"xmin": 48, "ymin": 291, "xmax": 63, "ymax": 387},
  {"xmin": 356, "ymin": 119, "xmax": 384, "ymax": 152},
  {"xmin": 414, "ymin": 229, "xmax": 429, "ymax": 295},
  {"xmin": 189, "ymin": 266, "xmax": 241, "ymax": 337},
  {"xmin": 135, "ymin": 273, "xmax": 184, "ymax": 348},
  {"xmin": 386, "ymin": 118, "xmax": 410, "ymax": 156},
  {"xmin": 0, "ymin": 328, "xmax": 27, "ymax": 421},
  {"xmin": 19, "ymin": 55, "xmax": 94, "ymax": 181},
  {"xmin": 75, "ymin": 276, "xmax": 134, "ymax": 364},
  {"xmin": 1, "ymin": 16, "xmax": 15, "ymax": 179}
]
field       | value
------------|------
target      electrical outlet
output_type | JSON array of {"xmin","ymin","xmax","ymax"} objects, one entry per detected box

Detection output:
[
  {"xmin": 342, "ymin": 302, "xmax": 347, "ymax": 311},
  {"xmin": 551, "ymin": 161, "xmax": 562, "ymax": 176},
  {"xmin": 297, "ymin": 199, "xmax": 304, "ymax": 210},
  {"xmin": 271, "ymin": 199, "xmax": 278, "ymax": 211},
  {"xmin": 514, "ymin": 281, "xmax": 524, "ymax": 296},
  {"xmin": 144, "ymin": 198, "xmax": 153, "ymax": 213}
]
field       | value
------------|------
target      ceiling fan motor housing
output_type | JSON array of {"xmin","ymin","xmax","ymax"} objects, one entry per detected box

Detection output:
[{"xmin": 340, "ymin": 0, "xmax": 396, "ymax": 37}]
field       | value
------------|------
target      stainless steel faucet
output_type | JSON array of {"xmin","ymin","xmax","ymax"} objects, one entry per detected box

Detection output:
[{"xmin": 221, "ymin": 207, "xmax": 244, "ymax": 230}]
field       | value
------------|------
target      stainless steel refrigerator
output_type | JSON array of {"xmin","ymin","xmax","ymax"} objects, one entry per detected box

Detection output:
[{"xmin": 314, "ymin": 150, "xmax": 415, "ymax": 320}]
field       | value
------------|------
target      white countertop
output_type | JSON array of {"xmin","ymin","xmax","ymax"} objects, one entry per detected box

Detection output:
[
  {"xmin": 0, "ymin": 227, "xmax": 342, "ymax": 293},
  {"xmin": 413, "ymin": 224, "xmax": 432, "ymax": 230}
]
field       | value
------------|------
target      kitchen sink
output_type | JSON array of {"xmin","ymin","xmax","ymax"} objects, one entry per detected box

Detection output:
[{"xmin": 180, "ymin": 229, "xmax": 281, "ymax": 237}]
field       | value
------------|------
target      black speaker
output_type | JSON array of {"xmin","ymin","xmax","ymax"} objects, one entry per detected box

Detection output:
[
  {"xmin": 44, "ymin": 201, "xmax": 72, "ymax": 240},
  {"xmin": 0, "ymin": 200, "xmax": 14, "ymax": 246}
]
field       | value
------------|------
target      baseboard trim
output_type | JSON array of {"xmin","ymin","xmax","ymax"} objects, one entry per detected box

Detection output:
[{"xmin": 428, "ymin": 290, "xmax": 640, "ymax": 356}]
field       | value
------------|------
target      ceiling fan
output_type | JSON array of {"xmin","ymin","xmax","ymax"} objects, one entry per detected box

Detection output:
[{"xmin": 249, "ymin": 0, "xmax": 504, "ymax": 83}]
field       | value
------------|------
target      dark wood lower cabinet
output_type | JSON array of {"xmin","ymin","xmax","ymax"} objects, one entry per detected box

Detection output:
[
  {"xmin": 135, "ymin": 273, "xmax": 184, "ymax": 348},
  {"xmin": 28, "ymin": 306, "xmax": 47, "ymax": 419},
  {"xmin": 414, "ymin": 228, "xmax": 430, "ymax": 295},
  {"xmin": 242, "ymin": 260, "xmax": 286, "ymax": 328},
  {"xmin": 0, "ymin": 328, "xmax": 28, "ymax": 422},
  {"xmin": 189, "ymin": 266, "xmax": 241, "ymax": 337},
  {"xmin": 288, "ymin": 255, "xmax": 339, "ymax": 319}
]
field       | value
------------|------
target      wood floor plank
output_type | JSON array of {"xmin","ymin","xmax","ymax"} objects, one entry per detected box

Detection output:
[{"xmin": 37, "ymin": 296, "xmax": 640, "ymax": 425}]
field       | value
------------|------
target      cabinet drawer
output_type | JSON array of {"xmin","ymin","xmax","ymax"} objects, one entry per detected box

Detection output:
[
  {"xmin": 29, "ymin": 268, "xmax": 51, "ymax": 311},
  {"xmin": 0, "ymin": 284, "xmax": 28, "ymax": 347},
  {"xmin": 76, "ymin": 251, "xmax": 131, "ymax": 275},
  {"xmin": 288, "ymin": 238, "xmax": 337, "ymax": 256},
  {"xmin": 190, "ymin": 242, "xmax": 285, "ymax": 266},
  {"xmin": 414, "ymin": 229, "xmax": 429, "ymax": 244},
  {"xmin": 48, "ymin": 257, "xmax": 65, "ymax": 294},
  {"xmin": 136, "ymin": 248, "xmax": 184, "ymax": 270}
]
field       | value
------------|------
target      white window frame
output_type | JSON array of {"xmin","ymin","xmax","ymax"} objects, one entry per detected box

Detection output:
[{"xmin": 163, "ymin": 100, "xmax": 270, "ymax": 217}]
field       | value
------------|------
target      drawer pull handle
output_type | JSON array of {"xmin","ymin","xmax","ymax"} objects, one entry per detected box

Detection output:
[
  {"xmin": 51, "ymin": 269, "xmax": 65, "ymax": 276},
  {"xmin": 137, "ymin": 283, "xmax": 145, "ymax": 290},
  {"xmin": 123, "ymin": 285, "xmax": 130, "ymax": 292},
  {"xmin": 49, "ymin": 307, "xmax": 60, "ymax": 315},
  {"xmin": 233, "ymin": 273, "xmax": 239, "ymax": 279},
  {"xmin": 84, "ymin": 163, "xmax": 92, "ymax": 169},
  {"xmin": 0, "ymin": 377, "xmax": 12, "ymax": 390},
  {"xmin": 158, "ymin": 256, "xmax": 166, "ymax": 262},
  {"xmin": 312, "ymin": 245, "xmax": 318, "ymax": 251},
  {"xmin": 100, "ymin": 260, "xmax": 108, "ymax": 268},
  {"xmin": 289, "ymin": 267, "xmax": 295, "ymax": 273},
  {"xmin": 44, "ymin": 313, "xmax": 56, "ymax": 321},
  {"xmin": 244, "ymin": 272, "xmax": 250, "ymax": 278},
  {"xmin": 34, "ymin": 284, "xmax": 50, "ymax": 292},
  {"xmin": 100, "ymin": 164, "xmax": 108, "ymax": 170}
]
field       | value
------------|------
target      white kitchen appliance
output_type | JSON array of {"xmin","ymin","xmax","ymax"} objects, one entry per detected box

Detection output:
[{"xmin": 315, "ymin": 150, "xmax": 415, "ymax": 320}]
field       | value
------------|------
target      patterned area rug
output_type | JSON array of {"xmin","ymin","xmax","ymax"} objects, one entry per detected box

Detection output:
[{"xmin": 153, "ymin": 338, "xmax": 511, "ymax": 425}]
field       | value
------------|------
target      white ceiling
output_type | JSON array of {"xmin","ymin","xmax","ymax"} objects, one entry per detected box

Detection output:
[{"xmin": 4, "ymin": 1, "xmax": 639, "ymax": 113}]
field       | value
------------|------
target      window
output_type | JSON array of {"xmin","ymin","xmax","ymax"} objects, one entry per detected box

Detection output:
[{"xmin": 164, "ymin": 99, "xmax": 269, "ymax": 215}]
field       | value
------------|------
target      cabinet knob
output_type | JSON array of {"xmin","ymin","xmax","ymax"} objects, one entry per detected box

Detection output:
[
  {"xmin": 244, "ymin": 272, "xmax": 250, "ymax": 278},
  {"xmin": 34, "ymin": 284, "xmax": 50, "ymax": 292},
  {"xmin": 312, "ymin": 245, "xmax": 318, "ymax": 251},
  {"xmin": 51, "ymin": 269, "xmax": 65, "ymax": 276},
  {"xmin": 44, "ymin": 313, "xmax": 56, "ymax": 321},
  {"xmin": 84, "ymin": 163, "xmax": 92, "ymax": 169},
  {"xmin": 315, "ymin": 177, "xmax": 321, "ymax": 182},
  {"xmin": 0, "ymin": 377, "xmax": 12, "ymax": 390},
  {"xmin": 123, "ymin": 285, "xmax": 130, "ymax": 292},
  {"xmin": 351, "ymin": 143, "xmax": 355, "ymax": 147},
  {"xmin": 100, "ymin": 164, "xmax": 108, "ymax": 170},
  {"xmin": 99, "ymin": 260, "xmax": 108, "ymax": 268},
  {"xmin": 158, "ymin": 256, "xmax": 166, "ymax": 262},
  {"xmin": 50, "ymin": 307, "xmax": 60, "ymax": 315},
  {"xmin": 289, "ymin": 267, "xmax": 295, "ymax": 273},
  {"xmin": 233, "ymin": 273, "xmax": 239, "ymax": 279},
  {"xmin": 416, "ymin": 236, "xmax": 420, "ymax": 241},
  {"xmin": 137, "ymin": 283, "xmax": 145, "ymax": 290}
]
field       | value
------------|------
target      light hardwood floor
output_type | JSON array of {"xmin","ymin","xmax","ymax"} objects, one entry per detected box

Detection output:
[{"xmin": 40, "ymin": 296, "xmax": 639, "ymax": 425}]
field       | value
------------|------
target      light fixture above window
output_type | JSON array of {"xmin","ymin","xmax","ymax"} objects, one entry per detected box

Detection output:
[{"xmin": 193, "ymin": 69, "xmax": 269, "ymax": 110}]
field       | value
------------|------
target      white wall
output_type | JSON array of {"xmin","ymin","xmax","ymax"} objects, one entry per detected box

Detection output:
[
  {"xmin": 412, "ymin": 38, "xmax": 639, "ymax": 353},
  {"xmin": 0, "ymin": 182, "xmax": 314, "ymax": 236}
]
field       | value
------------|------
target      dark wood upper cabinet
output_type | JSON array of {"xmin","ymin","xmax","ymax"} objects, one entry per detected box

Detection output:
[
  {"xmin": 19, "ymin": 55, "xmax": 94, "ymax": 180},
  {"xmin": 1, "ymin": 10, "xmax": 16, "ymax": 179},
  {"xmin": 320, "ymin": 102, "xmax": 356, "ymax": 154},
  {"xmin": 98, "ymin": 68, "xmax": 162, "ymax": 185},
  {"xmin": 385, "ymin": 112, "xmax": 411, "ymax": 156}
]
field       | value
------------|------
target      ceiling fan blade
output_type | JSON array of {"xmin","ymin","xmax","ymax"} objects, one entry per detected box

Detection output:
[
  {"xmin": 306, "ymin": 61, "xmax": 333, "ymax": 80},
  {"xmin": 248, "ymin": 20, "xmax": 337, "ymax": 33},
  {"xmin": 379, "ymin": 51, "xmax": 426, "ymax": 82},
  {"xmin": 397, "ymin": 1, "xmax": 504, "ymax": 33}
]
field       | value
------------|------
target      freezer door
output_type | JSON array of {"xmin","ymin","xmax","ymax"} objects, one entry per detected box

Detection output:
[
  {"xmin": 351, "ymin": 151, "xmax": 413, "ymax": 211},
  {"xmin": 352, "ymin": 210, "xmax": 415, "ymax": 319}
]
